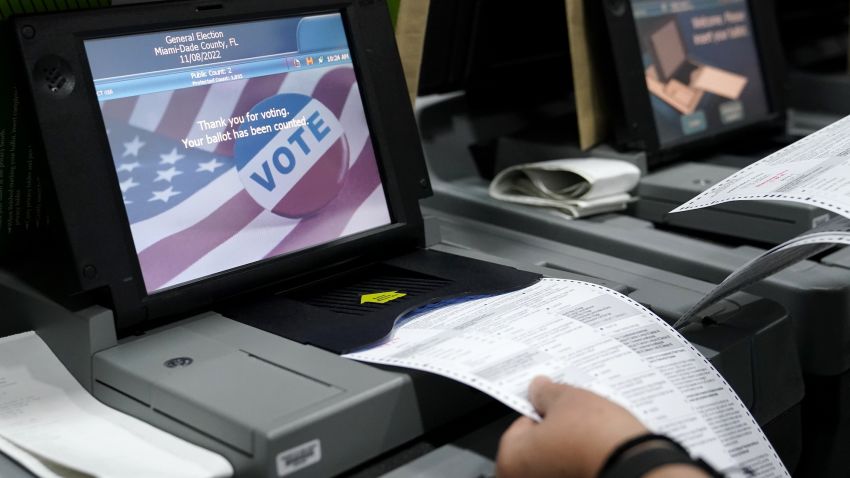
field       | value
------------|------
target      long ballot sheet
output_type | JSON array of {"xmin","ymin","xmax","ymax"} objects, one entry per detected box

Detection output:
[
  {"xmin": 345, "ymin": 278, "xmax": 788, "ymax": 477},
  {"xmin": 672, "ymin": 114, "xmax": 850, "ymax": 217},
  {"xmin": 668, "ymin": 116, "xmax": 850, "ymax": 324}
]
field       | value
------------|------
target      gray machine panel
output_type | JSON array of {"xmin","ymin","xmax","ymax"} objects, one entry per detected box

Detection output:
[
  {"xmin": 92, "ymin": 311, "xmax": 509, "ymax": 478},
  {"xmin": 0, "ymin": 454, "xmax": 35, "ymax": 478},
  {"xmin": 377, "ymin": 445, "xmax": 494, "ymax": 478},
  {"xmin": 635, "ymin": 162, "xmax": 831, "ymax": 244}
]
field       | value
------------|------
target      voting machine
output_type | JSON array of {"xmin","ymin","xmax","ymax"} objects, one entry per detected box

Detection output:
[
  {"xmin": 3, "ymin": 1, "xmax": 557, "ymax": 476},
  {"xmin": 595, "ymin": 0, "xmax": 834, "ymax": 245}
]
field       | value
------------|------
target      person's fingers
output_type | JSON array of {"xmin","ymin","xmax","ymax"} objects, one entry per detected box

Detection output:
[
  {"xmin": 496, "ymin": 416, "xmax": 537, "ymax": 478},
  {"xmin": 528, "ymin": 376, "xmax": 567, "ymax": 415},
  {"xmin": 502, "ymin": 415, "xmax": 535, "ymax": 440}
]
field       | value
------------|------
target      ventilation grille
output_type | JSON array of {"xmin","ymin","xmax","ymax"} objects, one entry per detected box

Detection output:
[{"xmin": 301, "ymin": 273, "xmax": 451, "ymax": 317}]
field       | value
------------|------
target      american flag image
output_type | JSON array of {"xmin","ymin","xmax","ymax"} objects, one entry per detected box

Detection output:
[{"xmin": 100, "ymin": 65, "xmax": 391, "ymax": 293}]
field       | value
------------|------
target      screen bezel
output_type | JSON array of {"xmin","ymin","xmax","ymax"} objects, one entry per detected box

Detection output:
[
  {"xmin": 602, "ymin": 0, "xmax": 786, "ymax": 166},
  {"xmin": 13, "ymin": 0, "xmax": 429, "ymax": 332}
]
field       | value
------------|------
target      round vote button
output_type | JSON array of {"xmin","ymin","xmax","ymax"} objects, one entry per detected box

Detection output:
[{"xmin": 234, "ymin": 93, "xmax": 349, "ymax": 218}]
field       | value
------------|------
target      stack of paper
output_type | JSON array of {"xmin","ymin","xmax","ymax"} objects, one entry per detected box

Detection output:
[{"xmin": 0, "ymin": 332, "xmax": 233, "ymax": 478}]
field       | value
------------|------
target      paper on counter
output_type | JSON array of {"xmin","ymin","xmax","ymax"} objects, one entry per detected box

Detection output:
[
  {"xmin": 489, "ymin": 159, "xmax": 640, "ymax": 219},
  {"xmin": 0, "ymin": 331, "xmax": 233, "ymax": 478},
  {"xmin": 0, "ymin": 436, "xmax": 62, "ymax": 478},
  {"xmin": 671, "ymin": 114, "xmax": 850, "ymax": 217},
  {"xmin": 345, "ymin": 278, "xmax": 788, "ymax": 477}
]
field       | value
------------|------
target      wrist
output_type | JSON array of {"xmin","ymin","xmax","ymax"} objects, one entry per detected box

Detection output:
[
  {"xmin": 581, "ymin": 426, "xmax": 650, "ymax": 477},
  {"xmin": 597, "ymin": 433, "xmax": 722, "ymax": 478}
]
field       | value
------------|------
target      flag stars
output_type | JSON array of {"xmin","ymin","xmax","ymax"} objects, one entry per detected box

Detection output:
[
  {"xmin": 149, "ymin": 186, "xmax": 180, "ymax": 203},
  {"xmin": 119, "ymin": 177, "xmax": 140, "ymax": 193},
  {"xmin": 154, "ymin": 167, "xmax": 183, "ymax": 183},
  {"xmin": 197, "ymin": 158, "xmax": 224, "ymax": 173},
  {"xmin": 116, "ymin": 162, "xmax": 141, "ymax": 173},
  {"xmin": 160, "ymin": 148, "xmax": 185, "ymax": 165},
  {"xmin": 122, "ymin": 136, "xmax": 145, "ymax": 157}
]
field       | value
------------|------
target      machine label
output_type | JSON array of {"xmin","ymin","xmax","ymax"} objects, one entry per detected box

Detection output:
[
  {"xmin": 360, "ymin": 291, "xmax": 407, "ymax": 304},
  {"xmin": 276, "ymin": 439, "xmax": 321, "ymax": 476}
]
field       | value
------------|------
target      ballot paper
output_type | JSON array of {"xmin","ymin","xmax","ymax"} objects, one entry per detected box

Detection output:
[
  {"xmin": 489, "ymin": 159, "xmax": 640, "ymax": 218},
  {"xmin": 667, "ymin": 116, "xmax": 850, "ymax": 325},
  {"xmin": 345, "ymin": 279, "xmax": 788, "ymax": 477},
  {"xmin": 671, "ymin": 114, "xmax": 850, "ymax": 217},
  {"xmin": 0, "ymin": 436, "xmax": 62, "ymax": 478},
  {"xmin": 675, "ymin": 215, "xmax": 850, "ymax": 328},
  {"xmin": 0, "ymin": 331, "xmax": 233, "ymax": 478}
]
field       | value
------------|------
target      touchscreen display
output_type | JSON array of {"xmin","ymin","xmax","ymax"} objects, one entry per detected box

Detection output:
[
  {"xmin": 84, "ymin": 14, "xmax": 391, "ymax": 293},
  {"xmin": 630, "ymin": 0, "xmax": 770, "ymax": 146}
]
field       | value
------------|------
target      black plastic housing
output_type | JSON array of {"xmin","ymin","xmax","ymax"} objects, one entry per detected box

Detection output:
[
  {"xmin": 11, "ymin": 0, "xmax": 434, "ymax": 333},
  {"xmin": 598, "ymin": 0, "xmax": 787, "ymax": 167}
]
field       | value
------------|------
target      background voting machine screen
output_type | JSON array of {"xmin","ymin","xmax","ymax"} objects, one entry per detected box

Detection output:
[
  {"xmin": 84, "ymin": 14, "xmax": 391, "ymax": 293},
  {"xmin": 630, "ymin": 0, "xmax": 770, "ymax": 146}
]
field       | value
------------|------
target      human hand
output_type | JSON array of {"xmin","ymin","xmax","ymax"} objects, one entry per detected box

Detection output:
[{"xmin": 495, "ymin": 376, "xmax": 648, "ymax": 478}]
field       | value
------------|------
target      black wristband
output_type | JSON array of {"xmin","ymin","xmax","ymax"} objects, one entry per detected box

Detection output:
[{"xmin": 598, "ymin": 433, "xmax": 724, "ymax": 478}]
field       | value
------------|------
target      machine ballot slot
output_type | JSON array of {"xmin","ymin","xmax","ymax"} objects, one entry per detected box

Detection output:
[
  {"xmin": 219, "ymin": 249, "xmax": 538, "ymax": 353},
  {"xmin": 634, "ymin": 162, "xmax": 827, "ymax": 243}
]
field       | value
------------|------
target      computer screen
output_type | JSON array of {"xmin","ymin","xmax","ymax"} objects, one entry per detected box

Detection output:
[
  {"xmin": 630, "ymin": 0, "xmax": 770, "ymax": 146},
  {"xmin": 84, "ymin": 13, "xmax": 391, "ymax": 293}
]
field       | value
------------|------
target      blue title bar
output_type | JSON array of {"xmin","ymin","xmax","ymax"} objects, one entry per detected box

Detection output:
[
  {"xmin": 94, "ymin": 49, "xmax": 351, "ymax": 100},
  {"xmin": 632, "ymin": 0, "xmax": 747, "ymax": 19},
  {"xmin": 85, "ymin": 13, "xmax": 352, "ymax": 100}
]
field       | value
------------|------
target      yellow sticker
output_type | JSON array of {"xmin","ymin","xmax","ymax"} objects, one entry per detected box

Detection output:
[{"xmin": 360, "ymin": 291, "xmax": 407, "ymax": 305}]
